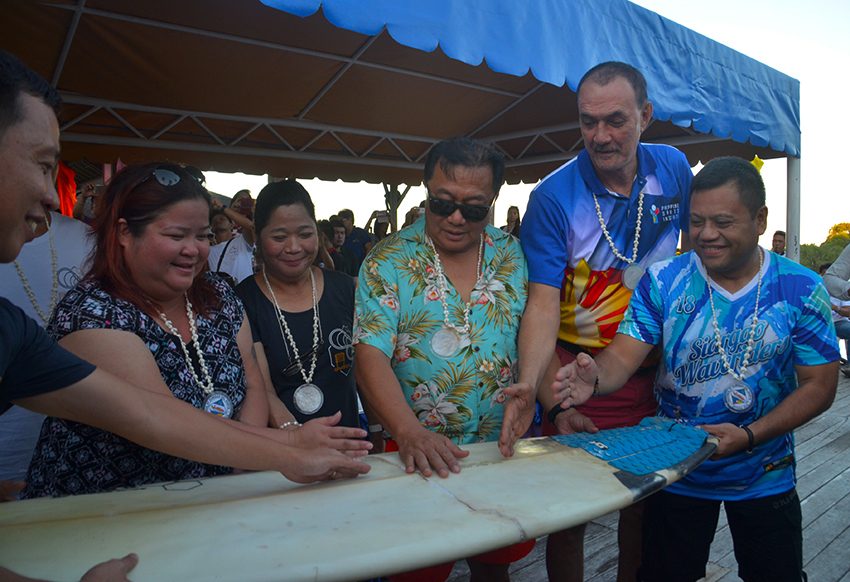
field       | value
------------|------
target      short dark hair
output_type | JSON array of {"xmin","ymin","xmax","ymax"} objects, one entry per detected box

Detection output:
[
  {"xmin": 254, "ymin": 179, "xmax": 315, "ymax": 235},
  {"xmin": 0, "ymin": 50, "xmax": 62, "ymax": 141},
  {"xmin": 774, "ymin": 230, "xmax": 786, "ymax": 238},
  {"xmin": 329, "ymin": 217, "xmax": 345, "ymax": 231},
  {"xmin": 423, "ymin": 137, "xmax": 505, "ymax": 195},
  {"xmin": 577, "ymin": 61, "xmax": 648, "ymax": 107},
  {"xmin": 691, "ymin": 157, "xmax": 766, "ymax": 217},
  {"xmin": 317, "ymin": 219, "xmax": 334, "ymax": 240},
  {"xmin": 210, "ymin": 208, "xmax": 231, "ymax": 222},
  {"xmin": 338, "ymin": 208, "xmax": 354, "ymax": 222}
]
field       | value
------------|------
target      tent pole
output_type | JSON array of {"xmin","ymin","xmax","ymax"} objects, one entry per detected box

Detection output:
[{"xmin": 786, "ymin": 157, "xmax": 801, "ymax": 263}]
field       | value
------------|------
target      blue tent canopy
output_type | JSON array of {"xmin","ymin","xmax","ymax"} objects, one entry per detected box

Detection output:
[
  {"xmin": 4, "ymin": 0, "xmax": 799, "ymax": 185},
  {"xmin": 264, "ymin": 0, "xmax": 800, "ymax": 157}
]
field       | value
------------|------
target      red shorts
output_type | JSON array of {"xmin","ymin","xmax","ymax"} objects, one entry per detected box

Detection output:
[
  {"xmin": 384, "ymin": 439, "xmax": 536, "ymax": 581},
  {"xmin": 543, "ymin": 344, "xmax": 657, "ymax": 434}
]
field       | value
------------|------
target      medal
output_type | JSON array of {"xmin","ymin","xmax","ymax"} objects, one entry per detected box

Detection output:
[
  {"xmin": 264, "ymin": 268, "xmax": 325, "ymax": 417},
  {"xmin": 431, "ymin": 327, "xmax": 467, "ymax": 358},
  {"xmin": 204, "ymin": 391, "xmax": 234, "ymax": 418},
  {"xmin": 706, "ymin": 248, "xmax": 764, "ymax": 384},
  {"xmin": 724, "ymin": 384, "xmax": 755, "ymax": 413},
  {"xmin": 294, "ymin": 382, "xmax": 324, "ymax": 414},
  {"xmin": 425, "ymin": 235, "xmax": 483, "ymax": 357},
  {"xmin": 159, "ymin": 295, "xmax": 226, "ymax": 417},
  {"xmin": 622, "ymin": 264, "xmax": 645, "ymax": 290}
]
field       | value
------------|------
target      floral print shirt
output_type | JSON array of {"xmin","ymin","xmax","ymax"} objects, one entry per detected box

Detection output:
[{"xmin": 354, "ymin": 219, "xmax": 527, "ymax": 444}]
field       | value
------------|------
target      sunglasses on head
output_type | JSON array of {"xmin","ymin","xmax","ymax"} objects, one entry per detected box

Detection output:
[
  {"xmin": 427, "ymin": 194, "xmax": 492, "ymax": 222},
  {"xmin": 137, "ymin": 167, "xmax": 205, "ymax": 190}
]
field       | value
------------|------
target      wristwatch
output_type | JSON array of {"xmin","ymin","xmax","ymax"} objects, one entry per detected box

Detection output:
[{"xmin": 547, "ymin": 404, "xmax": 567, "ymax": 425}]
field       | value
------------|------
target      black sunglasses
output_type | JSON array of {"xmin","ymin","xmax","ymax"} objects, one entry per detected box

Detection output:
[{"xmin": 427, "ymin": 194, "xmax": 493, "ymax": 222}]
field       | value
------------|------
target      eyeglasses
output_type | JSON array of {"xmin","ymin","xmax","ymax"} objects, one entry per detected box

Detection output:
[
  {"xmin": 282, "ymin": 340, "xmax": 325, "ymax": 377},
  {"xmin": 427, "ymin": 193, "xmax": 492, "ymax": 222}
]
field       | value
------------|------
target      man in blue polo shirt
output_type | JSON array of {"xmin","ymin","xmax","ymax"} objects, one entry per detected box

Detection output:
[
  {"xmin": 554, "ymin": 156, "xmax": 838, "ymax": 582},
  {"xmin": 517, "ymin": 61, "xmax": 693, "ymax": 580}
]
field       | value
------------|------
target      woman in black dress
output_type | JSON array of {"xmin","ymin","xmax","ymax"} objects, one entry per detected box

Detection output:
[{"xmin": 237, "ymin": 180, "xmax": 361, "ymax": 430}]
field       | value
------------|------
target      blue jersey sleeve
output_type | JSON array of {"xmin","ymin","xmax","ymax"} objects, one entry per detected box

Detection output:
[
  {"xmin": 792, "ymin": 280, "xmax": 841, "ymax": 366},
  {"xmin": 618, "ymin": 268, "xmax": 664, "ymax": 346},
  {"xmin": 520, "ymin": 186, "xmax": 569, "ymax": 288}
]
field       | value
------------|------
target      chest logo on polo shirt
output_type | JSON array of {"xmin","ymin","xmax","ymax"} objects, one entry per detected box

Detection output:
[{"xmin": 649, "ymin": 202, "xmax": 680, "ymax": 224}]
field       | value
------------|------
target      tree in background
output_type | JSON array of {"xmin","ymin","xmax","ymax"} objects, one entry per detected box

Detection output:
[{"xmin": 800, "ymin": 222, "xmax": 850, "ymax": 271}]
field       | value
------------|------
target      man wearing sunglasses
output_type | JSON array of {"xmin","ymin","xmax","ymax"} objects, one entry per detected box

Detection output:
[
  {"xmin": 0, "ymin": 50, "xmax": 370, "ymax": 580},
  {"xmin": 518, "ymin": 62, "xmax": 694, "ymax": 582},
  {"xmin": 354, "ymin": 137, "xmax": 535, "ymax": 579}
]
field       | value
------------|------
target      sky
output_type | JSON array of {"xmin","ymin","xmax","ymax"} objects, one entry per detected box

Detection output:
[{"xmin": 206, "ymin": 0, "xmax": 850, "ymax": 246}]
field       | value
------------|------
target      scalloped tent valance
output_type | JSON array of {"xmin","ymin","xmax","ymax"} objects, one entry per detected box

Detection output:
[{"xmin": 265, "ymin": 0, "xmax": 800, "ymax": 157}]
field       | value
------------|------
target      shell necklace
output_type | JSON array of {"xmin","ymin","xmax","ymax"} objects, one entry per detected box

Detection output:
[
  {"xmin": 705, "ymin": 248, "xmax": 764, "ymax": 382},
  {"xmin": 14, "ymin": 215, "xmax": 58, "ymax": 326},
  {"xmin": 593, "ymin": 186, "xmax": 645, "ymax": 289},
  {"xmin": 426, "ymin": 234, "xmax": 483, "ymax": 358},
  {"xmin": 262, "ymin": 267, "xmax": 324, "ymax": 415},
  {"xmin": 158, "ymin": 295, "xmax": 234, "ymax": 418}
]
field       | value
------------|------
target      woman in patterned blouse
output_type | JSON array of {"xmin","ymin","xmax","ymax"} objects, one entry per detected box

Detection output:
[{"xmin": 24, "ymin": 163, "xmax": 367, "ymax": 498}]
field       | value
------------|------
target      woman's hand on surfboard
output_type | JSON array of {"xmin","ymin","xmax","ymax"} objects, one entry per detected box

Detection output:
[
  {"xmin": 498, "ymin": 381, "xmax": 536, "ymax": 457},
  {"xmin": 552, "ymin": 352, "xmax": 598, "ymax": 408},
  {"xmin": 281, "ymin": 412, "xmax": 372, "ymax": 457},
  {"xmin": 553, "ymin": 408, "xmax": 599, "ymax": 435},
  {"xmin": 394, "ymin": 425, "xmax": 469, "ymax": 478},
  {"xmin": 283, "ymin": 448, "xmax": 372, "ymax": 483}
]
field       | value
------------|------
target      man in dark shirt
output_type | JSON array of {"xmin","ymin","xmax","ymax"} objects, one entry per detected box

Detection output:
[
  {"xmin": 338, "ymin": 208, "xmax": 372, "ymax": 269},
  {"xmin": 329, "ymin": 216, "xmax": 358, "ymax": 276},
  {"xmin": 0, "ymin": 50, "xmax": 369, "ymax": 581}
]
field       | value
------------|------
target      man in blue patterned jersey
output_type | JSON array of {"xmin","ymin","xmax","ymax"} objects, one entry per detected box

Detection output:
[{"xmin": 553, "ymin": 156, "xmax": 839, "ymax": 582}]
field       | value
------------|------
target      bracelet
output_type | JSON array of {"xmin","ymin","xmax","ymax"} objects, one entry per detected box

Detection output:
[
  {"xmin": 279, "ymin": 420, "xmax": 302, "ymax": 430},
  {"xmin": 547, "ymin": 404, "xmax": 567, "ymax": 425},
  {"xmin": 741, "ymin": 424, "xmax": 755, "ymax": 453},
  {"xmin": 368, "ymin": 423, "xmax": 383, "ymax": 433}
]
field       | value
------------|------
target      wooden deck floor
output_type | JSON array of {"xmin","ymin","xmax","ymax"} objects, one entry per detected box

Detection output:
[{"xmin": 447, "ymin": 372, "xmax": 850, "ymax": 582}]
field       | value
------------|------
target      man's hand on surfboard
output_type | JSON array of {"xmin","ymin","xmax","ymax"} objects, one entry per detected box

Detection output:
[
  {"xmin": 498, "ymin": 381, "xmax": 536, "ymax": 457},
  {"xmin": 394, "ymin": 425, "xmax": 469, "ymax": 478},
  {"xmin": 700, "ymin": 423, "xmax": 751, "ymax": 459},
  {"xmin": 279, "ymin": 411, "xmax": 373, "ymax": 457},
  {"xmin": 552, "ymin": 352, "xmax": 598, "ymax": 409},
  {"xmin": 0, "ymin": 479, "xmax": 25, "ymax": 502},
  {"xmin": 79, "ymin": 552, "xmax": 139, "ymax": 581}
]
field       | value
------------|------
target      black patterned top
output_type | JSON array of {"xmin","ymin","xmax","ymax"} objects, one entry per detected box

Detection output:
[{"xmin": 23, "ymin": 275, "xmax": 247, "ymax": 498}]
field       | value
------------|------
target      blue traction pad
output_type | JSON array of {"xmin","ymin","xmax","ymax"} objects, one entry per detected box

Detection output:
[{"xmin": 552, "ymin": 417, "xmax": 708, "ymax": 476}]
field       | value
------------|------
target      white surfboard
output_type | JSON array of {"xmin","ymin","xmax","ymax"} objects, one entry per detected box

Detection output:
[{"xmin": 0, "ymin": 419, "xmax": 714, "ymax": 581}]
